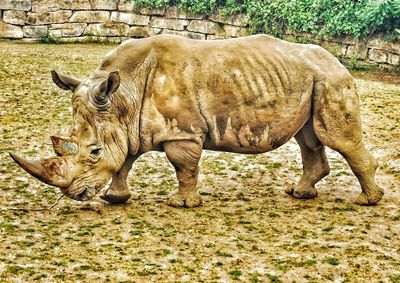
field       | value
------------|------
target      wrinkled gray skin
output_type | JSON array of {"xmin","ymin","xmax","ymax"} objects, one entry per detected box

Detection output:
[{"xmin": 10, "ymin": 34, "xmax": 384, "ymax": 207}]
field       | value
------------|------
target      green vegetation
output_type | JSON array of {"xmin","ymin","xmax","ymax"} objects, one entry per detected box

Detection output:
[
  {"xmin": 40, "ymin": 32, "xmax": 61, "ymax": 44},
  {"xmin": 229, "ymin": 269, "xmax": 242, "ymax": 280},
  {"xmin": 135, "ymin": 0, "xmax": 400, "ymax": 40},
  {"xmin": 325, "ymin": 257, "xmax": 340, "ymax": 266}
]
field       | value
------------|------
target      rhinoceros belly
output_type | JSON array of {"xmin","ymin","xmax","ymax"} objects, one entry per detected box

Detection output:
[{"xmin": 198, "ymin": 47, "xmax": 314, "ymax": 153}]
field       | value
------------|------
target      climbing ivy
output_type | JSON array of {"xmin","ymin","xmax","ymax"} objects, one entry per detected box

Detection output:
[{"xmin": 134, "ymin": 0, "xmax": 400, "ymax": 40}]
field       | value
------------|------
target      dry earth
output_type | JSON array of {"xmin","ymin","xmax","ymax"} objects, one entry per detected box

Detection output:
[{"xmin": 0, "ymin": 41, "xmax": 399, "ymax": 283}]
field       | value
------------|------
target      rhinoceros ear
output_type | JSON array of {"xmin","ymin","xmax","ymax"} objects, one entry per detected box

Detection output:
[
  {"xmin": 92, "ymin": 71, "xmax": 120, "ymax": 108},
  {"xmin": 51, "ymin": 70, "xmax": 80, "ymax": 92}
]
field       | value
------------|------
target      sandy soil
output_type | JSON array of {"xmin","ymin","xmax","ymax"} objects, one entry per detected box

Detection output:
[{"xmin": 0, "ymin": 41, "xmax": 399, "ymax": 283}]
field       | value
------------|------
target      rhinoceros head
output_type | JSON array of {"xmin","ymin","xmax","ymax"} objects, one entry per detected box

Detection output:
[{"xmin": 10, "ymin": 70, "xmax": 129, "ymax": 201}]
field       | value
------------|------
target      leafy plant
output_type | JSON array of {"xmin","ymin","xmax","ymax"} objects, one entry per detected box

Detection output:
[
  {"xmin": 134, "ymin": 0, "xmax": 400, "ymax": 40},
  {"xmin": 40, "ymin": 32, "xmax": 61, "ymax": 44}
]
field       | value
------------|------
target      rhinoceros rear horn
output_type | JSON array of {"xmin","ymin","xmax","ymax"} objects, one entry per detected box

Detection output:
[
  {"xmin": 51, "ymin": 136, "xmax": 78, "ymax": 156},
  {"xmin": 51, "ymin": 70, "xmax": 80, "ymax": 92},
  {"xmin": 9, "ymin": 153, "xmax": 70, "ymax": 188},
  {"xmin": 92, "ymin": 71, "xmax": 120, "ymax": 109}
]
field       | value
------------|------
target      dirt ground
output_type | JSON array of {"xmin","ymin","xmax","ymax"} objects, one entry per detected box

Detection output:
[{"xmin": 0, "ymin": 41, "xmax": 399, "ymax": 283}]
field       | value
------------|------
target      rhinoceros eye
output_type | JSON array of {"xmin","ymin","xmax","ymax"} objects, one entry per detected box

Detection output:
[{"xmin": 90, "ymin": 148, "xmax": 102, "ymax": 156}]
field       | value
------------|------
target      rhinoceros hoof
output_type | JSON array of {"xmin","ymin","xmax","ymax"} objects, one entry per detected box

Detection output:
[
  {"xmin": 355, "ymin": 190, "xmax": 383, "ymax": 206},
  {"xmin": 100, "ymin": 191, "xmax": 131, "ymax": 204},
  {"xmin": 166, "ymin": 192, "xmax": 203, "ymax": 208},
  {"xmin": 286, "ymin": 186, "xmax": 318, "ymax": 199}
]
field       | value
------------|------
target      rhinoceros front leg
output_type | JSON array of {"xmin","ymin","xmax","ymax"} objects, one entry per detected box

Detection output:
[
  {"xmin": 100, "ymin": 155, "xmax": 137, "ymax": 204},
  {"xmin": 163, "ymin": 140, "xmax": 203, "ymax": 208}
]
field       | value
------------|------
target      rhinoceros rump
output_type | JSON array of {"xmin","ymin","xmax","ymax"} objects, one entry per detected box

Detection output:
[{"xmin": 10, "ymin": 34, "xmax": 384, "ymax": 206}]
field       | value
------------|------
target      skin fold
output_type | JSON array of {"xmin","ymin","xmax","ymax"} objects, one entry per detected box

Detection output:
[{"xmin": 11, "ymin": 34, "xmax": 384, "ymax": 207}]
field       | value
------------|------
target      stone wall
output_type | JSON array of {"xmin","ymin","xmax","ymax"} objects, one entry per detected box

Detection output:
[{"xmin": 0, "ymin": 0, "xmax": 399, "ymax": 70}]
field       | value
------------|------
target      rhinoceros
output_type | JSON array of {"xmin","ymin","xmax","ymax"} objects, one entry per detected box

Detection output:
[{"xmin": 10, "ymin": 34, "xmax": 384, "ymax": 207}]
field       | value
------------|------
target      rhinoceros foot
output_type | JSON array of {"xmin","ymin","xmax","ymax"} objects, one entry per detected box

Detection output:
[
  {"xmin": 166, "ymin": 191, "xmax": 203, "ymax": 208},
  {"xmin": 100, "ymin": 190, "xmax": 131, "ymax": 204},
  {"xmin": 285, "ymin": 186, "xmax": 318, "ymax": 199},
  {"xmin": 355, "ymin": 190, "xmax": 384, "ymax": 206}
]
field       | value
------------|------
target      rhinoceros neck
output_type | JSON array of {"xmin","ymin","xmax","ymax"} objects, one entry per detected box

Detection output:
[{"xmin": 99, "ymin": 40, "xmax": 156, "ymax": 155}]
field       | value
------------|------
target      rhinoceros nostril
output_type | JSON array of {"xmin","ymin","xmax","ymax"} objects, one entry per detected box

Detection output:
[{"xmin": 75, "ymin": 188, "xmax": 87, "ymax": 201}]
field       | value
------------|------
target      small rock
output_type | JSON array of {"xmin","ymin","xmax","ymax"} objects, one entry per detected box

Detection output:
[
  {"xmin": 16, "ymin": 177, "xmax": 28, "ymax": 182},
  {"xmin": 387, "ymin": 159, "xmax": 400, "ymax": 172}
]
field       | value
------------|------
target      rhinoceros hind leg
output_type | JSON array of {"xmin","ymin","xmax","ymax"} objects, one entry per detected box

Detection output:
[
  {"xmin": 164, "ymin": 140, "xmax": 203, "ymax": 208},
  {"xmin": 286, "ymin": 119, "xmax": 330, "ymax": 199},
  {"xmin": 100, "ymin": 156, "xmax": 136, "ymax": 204},
  {"xmin": 312, "ymin": 80, "xmax": 384, "ymax": 205}
]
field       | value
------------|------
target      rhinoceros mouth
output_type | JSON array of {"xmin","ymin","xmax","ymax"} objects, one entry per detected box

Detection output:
[{"xmin": 73, "ymin": 185, "xmax": 102, "ymax": 201}]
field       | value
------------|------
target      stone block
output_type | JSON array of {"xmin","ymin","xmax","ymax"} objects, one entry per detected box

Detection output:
[
  {"xmin": 56, "ymin": 36, "xmax": 90, "ymax": 43},
  {"xmin": 368, "ymin": 48, "xmax": 387, "ymax": 63},
  {"xmin": 322, "ymin": 34, "xmax": 355, "ymax": 45},
  {"xmin": 91, "ymin": 0, "xmax": 118, "ymax": 10},
  {"xmin": 207, "ymin": 34, "xmax": 230, "ymax": 40},
  {"xmin": 61, "ymin": 36, "xmax": 128, "ymax": 44},
  {"xmin": 0, "ymin": 0, "xmax": 31, "ymax": 11},
  {"xmin": 165, "ymin": 7, "xmax": 203, "ymax": 20},
  {"xmin": 129, "ymin": 26, "xmax": 161, "ymax": 38},
  {"xmin": 387, "ymin": 53, "xmax": 399, "ymax": 66},
  {"xmin": 23, "ymin": 25, "xmax": 47, "ymax": 37},
  {"xmin": 139, "ymin": 7, "xmax": 165, "ymax": 16},
  {"xmin": 3, "ymin": 10, "xmax": 26, "ymax": 25},
  {"xmin": 320, "ymin": 41, "xmax": 348, "ymax": 57},
  {"xmin": 48, "ymin": 29, "xmax": 61, "ymax": 38},
  {"xmin": 26, "ymin": 10, "xmax": 72, "ymax": 25},
  {"xmin": 165, "ymin": 7, "xmax": 187, "ymax": 19},
  {"xmin": 118, "ymin": 0, "xmax": 135, "ymax": 11},
  {"xmin": 187, "ymin": 20, "xmax": 221, "ymax": 35},
  {"xmin": 367, "ymin": 36, "xmax": 400, "ymax": 54},
  {"xmin": 346, "ymin": 43, "xmax": 368, "ymax": 60},
  {"xmin": 59, "ymin": 36, "xmax": 93, "ymax": 43},
  {"xmin": 0, "ymin": 20, "xmax": 23, "ymax": 38},
  {"xmin": 32, "ymin": 0, "xmax": 114, "ymax": 12},
  {"xmin": 111, "ymin": 12, "xmax": 149, "ymax": 26},
  {"xmin": 209, "ymin": 13, "xmax": 246, "ymax": 27},
  {"xmin": 151, "ymin": 18, "xmax": 189, "ymax": 31},
  {"xmin": 85, "ymin": 23, "xmax": 129, "ymax": 36},
  {"xmin": 70, "ymin": 0, "xmax": 92, "ymax": 10},
  {"xmin": 21, "ymin": 37, "xmax": 41, "ymax": 42},
  {"xmin": 162, "ymin": 29, "xmax": 205, "ymax": 40},
  {"xmin": 223, "ymin": 25, "xmax": 248, "ymax": 37},
  {"xmin": 50, "ymin": 23, "xmax": 87, "ymax": 37},
  {"xmin": 31, "ymin": 0, "xmax": 70, "ymax": 12},
  {"xmin": 69, "ymin": 11, "xmax": 110, "ymax": 23}
]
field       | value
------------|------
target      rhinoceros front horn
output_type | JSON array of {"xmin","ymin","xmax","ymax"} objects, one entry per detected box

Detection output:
[{"xmin": 9, "ymin": 153, "xmax": 70, "ymax": 188}]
